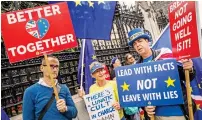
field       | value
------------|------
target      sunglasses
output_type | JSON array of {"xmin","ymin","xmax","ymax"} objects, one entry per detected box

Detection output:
[{"xmin": 43, "ymin": 64, "xmax": 59, "ymax": 69}]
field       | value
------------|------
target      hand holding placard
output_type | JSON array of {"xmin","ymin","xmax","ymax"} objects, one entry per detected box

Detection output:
[
  {"xmin": 168, "ymin": 1, "xmax": 202, "ymax": 60},
  {"xmin": 83, "ymin": 88, "xmax": 120, "ymax": 120},
  {"xmin": 168, "ymin": 2, "xmax": 200, "ymax": 119},
  {"xmin": 181, "ymin": 59, "xmax": 194, "ymax": 120},
  {"xmin": 116, "ymin": 59, "xmax": 184, "ymax": 116}
]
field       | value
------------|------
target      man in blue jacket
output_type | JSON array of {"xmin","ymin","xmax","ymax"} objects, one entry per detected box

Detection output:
[
  {"xmin": 23, "ymin": 55, "xmax": 77, "ymax": 120},
  {"xmin": 128, "ymin": 28, "xmax": 196, "ymax": 120}
]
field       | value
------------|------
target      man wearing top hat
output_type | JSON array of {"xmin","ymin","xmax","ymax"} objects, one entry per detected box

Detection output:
[{"xmin": 127, "ymin": 28, "xmax": 196, "ymax": 120}]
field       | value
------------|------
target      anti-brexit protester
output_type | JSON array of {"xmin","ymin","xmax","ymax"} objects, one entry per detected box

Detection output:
[
  {"xmin": 128, "ymin": 28, "xmax": 196, "ymax": 120},
  {"xmin": 23, "ymin": 55, "xmax": 77, "ymax": 120},
  {"xmin": 78, "ymin": 61, "xmax": 125, "ymax": 120}
]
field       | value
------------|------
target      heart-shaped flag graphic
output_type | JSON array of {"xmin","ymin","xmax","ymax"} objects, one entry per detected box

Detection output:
[{"xmin": 25, "ymin": 18, "xmax": 50, "ymax": 39}]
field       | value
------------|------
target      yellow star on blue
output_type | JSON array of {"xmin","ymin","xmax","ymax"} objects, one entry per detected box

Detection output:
[
  {"xmin": 197, "ymin": 104, "xmax": 201, "ymax": 110},
  {"xmin": 199, "ymin": 83, "xmax": 202, "ymax": 89},
  {"xmin": 43, "ymin": 22, "xmax": 45, "ymax": 24},
  {"xmin": 88, "ymin": 1, "xmax": 94, "ymax": 8},
  {"xmin": 39, "ymin": 20, "xmax": 42, "ymax": 22},
  {"xmin": 74, "ymin": 1, "xmax": 82, "ymax": 6},
  {"xmin": 164, "ymin": 76, "xmax": 175, "ymax": 87},
  {"xmin": 92, "ymin": 55, "xmax": 97, "ymax": 60},
  {"xmin": 45, "ymin": 26, "xmax": 47, "ymax": 28},
  {"xmin": 98, "ymin": 1, "xmax": 105, "ymax": 5},
  {"xmin": 121, "ymin": 82, "xmax": 130, "ymax": 92}
]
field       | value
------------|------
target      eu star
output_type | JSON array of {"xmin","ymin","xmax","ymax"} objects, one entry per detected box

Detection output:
[
  {"xmin": 165, "ymin": 76, "xmax": 175, "ymax": 87},
  {"xmin": 74, "ymin": 1, "xmax": 82, "ymax": 7},
  {"xmin": 198, "ymin": 83, "xmax": 202, "ymax": 89},
  {"xmin": 92, "ymin": 55, "xmax": 97, "ymax": 60},
  {"xmin": 197, "ymin": 104, "xmax": 201, "ymax": 110},
  {"xmin": 121, "ymin": 82, "xmax": 130, "ymax": 92},
  {"xmin": 88, "ymin": 1, "xmax": 94, "ymax": 8},
  {"xmin": 98, "ymin": 1, "xmax": 105, "ymax": 5}
]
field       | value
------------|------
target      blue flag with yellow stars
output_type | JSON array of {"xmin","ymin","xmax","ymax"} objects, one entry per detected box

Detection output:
[
  {"xmin": 77, "ymin": 39, "xmax": 97, "ymax": 94},
  {"xmin": 152, "ymin": 25, "xmax": 202, "ymax": 119},
  {"xmin": 48, "ymin": 1, "xmax": 116, "ymax": 40},
  {"xmin": 115, "ymin": 59, "xmax": 184, "ymax": 115}
]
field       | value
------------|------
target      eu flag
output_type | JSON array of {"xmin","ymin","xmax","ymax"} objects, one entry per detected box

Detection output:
[
  {"xmin": 48, "ymin": 1, "xmax": 116, "ymax": 40},
  {"xmin": 77, "ymin": 39, "xmax": 97, "ymax": 94},
  {"xmin": 152, "ymin": 24, "xmax": 202, "ymax": 120}
]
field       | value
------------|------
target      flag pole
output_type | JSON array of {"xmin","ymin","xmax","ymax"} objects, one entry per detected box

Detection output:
[
  {"xmin": 40, "ymin": 36, "xmax": 59, "ymax": 100},
  {"xmin": 44, "ymin": 54, "xmax": 59, "ymax": 100},
  {"xmin": 185, "ymin": 70, "xmax": 194, "ymax": 120},
  {"xmin": 80, "ymin": 39, "xmax": 86, "ymax": 91}
]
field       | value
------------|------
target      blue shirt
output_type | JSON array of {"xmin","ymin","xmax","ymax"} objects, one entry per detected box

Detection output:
[
  {"xmin": 143, "ymin": 55, "xmax": 183, "ymax": 116},
  {"xmin": 143, "ymin": 55, "xmax": 153, "ymax": 63},
  {"xmin": 23, "ymin": 83, "xmax": 78, "ymax": 120}
]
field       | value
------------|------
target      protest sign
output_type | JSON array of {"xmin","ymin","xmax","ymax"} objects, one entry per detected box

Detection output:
[
  {"xmin": 168, "ymin": 2, "xmax": 202, "ymax": 119},
  {"xmin": 168, "ymin": 1, "xmax": 202, "ymax": 60},
  {"xmin": 115, "ymin": 59, "xmax": 184, "ymax": 107},
  {"xmin": 1, "ymin": 2, "xmax": 77, "ymax": 63},
  {"xmin": 83, "ymin": 87, "xmax": 120, "ymax": 120}
]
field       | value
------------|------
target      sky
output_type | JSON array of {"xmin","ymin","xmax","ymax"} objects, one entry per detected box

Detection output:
[{"xmin": 121, "ymin": 1, "xmax": 202, "ymax": 28}]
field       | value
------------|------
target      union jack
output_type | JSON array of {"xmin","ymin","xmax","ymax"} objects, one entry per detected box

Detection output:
[{"xmin": 26, "ymin": 20, "xmax": 39, "ymax": 38}]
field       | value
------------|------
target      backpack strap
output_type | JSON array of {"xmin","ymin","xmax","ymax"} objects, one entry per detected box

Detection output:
[
  {"xmin": 38, "ymin": 83, "xmax": 61, "ymax": 120},
  {"xmin": 38, "ymin": 93, "xmax": 55, "ymax": 120}
]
